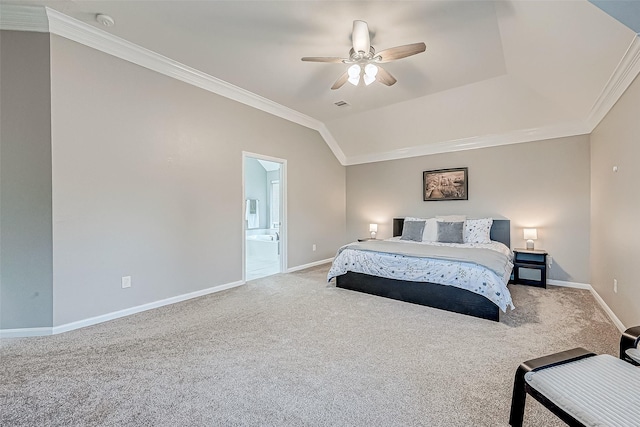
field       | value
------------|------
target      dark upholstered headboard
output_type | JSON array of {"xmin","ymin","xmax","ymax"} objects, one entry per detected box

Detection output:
[{"xmin": 393, "ymin": 218, "xmax": 511, "ymax": 248}]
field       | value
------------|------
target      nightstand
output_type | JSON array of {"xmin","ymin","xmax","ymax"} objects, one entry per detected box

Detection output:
[
  {"xmin": 512, "ymin": 248, "xmax": 547, "ymax": 288},
  {"xmin": 357, "ymin": 238, "xmax": 376, "ymax": 242}
]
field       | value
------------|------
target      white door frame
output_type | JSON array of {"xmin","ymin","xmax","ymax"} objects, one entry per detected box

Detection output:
[{"xmin": 242, "ymin": 151, "xmax": 287, "ymax": 282}]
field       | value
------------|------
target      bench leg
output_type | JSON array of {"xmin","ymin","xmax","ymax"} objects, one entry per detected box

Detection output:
[{"xmin": 509, "ymin": 364, "xmax": 529, "ymax": 427}]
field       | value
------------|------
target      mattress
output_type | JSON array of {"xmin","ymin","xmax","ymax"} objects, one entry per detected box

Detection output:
[{"xmin": 328, "ymin": 238, "xmax": 514, "ymax": 312}]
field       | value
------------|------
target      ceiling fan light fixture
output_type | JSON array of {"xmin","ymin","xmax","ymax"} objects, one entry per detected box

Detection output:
[
  {"xmin": 301, "ymin": 20, "xmax": 425, "ymax": 90},
  {"xmin": 347, "ymin": 64, "xmax": 361, "ymax": 86}
]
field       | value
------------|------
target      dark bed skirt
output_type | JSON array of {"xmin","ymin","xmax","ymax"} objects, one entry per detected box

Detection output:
[{"xmin": 336, "ymin": 271, "xmax": 500, "ymax": 321}]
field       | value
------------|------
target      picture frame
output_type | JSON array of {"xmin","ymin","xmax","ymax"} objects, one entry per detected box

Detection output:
[{"xmin": 423, "ymin": 167, "xmax": 468, "ymax": 201}]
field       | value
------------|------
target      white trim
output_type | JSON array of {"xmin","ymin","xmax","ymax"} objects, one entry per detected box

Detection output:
[
  {"xmin": 586, "ymin": 34, "xmax": 640, "ymax": 130},
  {"xmin": 547, "ymin": 279, "xmax": 591, "ymax": 290},
  {"xmin": 52, "ymin": 280, "xmax": 244, "ymax": 334},
  {"xmin": 0, "ymin": 280, "xmax": 244, "ymax": 338},
  {"xmin": 287, "ymin": 258, "xmax": 333, "ymax": 273},
  {"xmin": 0, "ymin": 5, "xmax": 346, "ymax": 165},
  {"xmin": 547, "ymin": 280, "xmax": 626, "ymax": 333},
  {"xmin": 317, "ymin": 124, "xmax": 347, "ymax": 165},
  {"xmin": 41, "ymin": 7, "xmax": 347, "ymax": 165},
  {"xmin": 0, "ymin": 4, "xmax": 48, "ymax": 32},
  {"xmin": 343, "ymin": 121, "xmax": 590, "ymax": 165},
  {"xmin": 3, "ymin": 5, "xmax": 637, "ymax": 167},
  {"xmin": 588, "ymin": 288, "xmax": 627, "ymax": 333},
  {"xmin": 44, "ymin": 9, "xmax": 314, "ymax": 127},
  {"xmin": 0, "ymin": 327, "xmax": 52, "ymax": 339}
]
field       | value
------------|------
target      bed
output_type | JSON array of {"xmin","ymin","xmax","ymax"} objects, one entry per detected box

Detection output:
[{"xmin": 328, "ymin": 218, "xmax": 513, "ymax": 321}]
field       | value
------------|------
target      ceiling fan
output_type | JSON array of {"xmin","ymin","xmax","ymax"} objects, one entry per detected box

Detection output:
[{"xmin": 302, "ymin": 20, "xmax": 426, "ymax": 90}]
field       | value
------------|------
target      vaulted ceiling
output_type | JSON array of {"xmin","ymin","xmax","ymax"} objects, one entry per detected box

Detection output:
[{"xmin": 2, "ymin": 0, "xmax": 639, "ymax": 165}]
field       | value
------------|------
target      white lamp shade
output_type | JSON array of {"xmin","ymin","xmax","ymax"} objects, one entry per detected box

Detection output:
[
  {"xmin": 369, "ymin": 223, "xmax": 378, "ymax": 232},
  {"xmin": 363, "ymin": 64, "xmax": 378, "ymax": 85},
  {"xmin": 348, "ymin": 64, "xmax": 361, "ymax": 86},
  {"xmin": 523, "ymin": 228, "xmax": 538, "ymax": 240},
  {"xmin": 363, "ymin": 74, "xmax": 376, "ymax": 85},
  {"xmin": 365, "ymin": 64, "xmax": 378, "ymax": 77}
]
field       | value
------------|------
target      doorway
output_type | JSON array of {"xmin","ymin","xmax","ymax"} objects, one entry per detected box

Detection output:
[{"xmin": 243, "ymin": 152, "xmax": 286, "ymax": 281}]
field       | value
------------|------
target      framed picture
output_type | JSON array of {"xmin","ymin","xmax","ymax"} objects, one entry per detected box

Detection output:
[{"xmin": 423, "ymin": 167, "xmax": 468, "ymax": 201}]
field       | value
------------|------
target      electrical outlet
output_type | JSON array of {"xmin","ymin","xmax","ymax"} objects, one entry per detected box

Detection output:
[
  {"xmin": 122, "ymin": 276, "xmax": 132, "ymax": 289},
  {"xmin": 548, "ymin": 256, "xmax": 553, "ymax": 267},
  {"xmin": 312, "ymin": 244, "xmax": 316, "ymax": 252},
  {"xmin": 613, "ymin": 279, "xmax": 617, "ymax": 294}
]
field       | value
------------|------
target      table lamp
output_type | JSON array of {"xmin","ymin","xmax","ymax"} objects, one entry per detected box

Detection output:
[
  {"xmin": 523, "ymin": 228, "xmax": 537, "ymax": 250},
  {"xmin": 369, "ymin": 223, "xmax": 378, "ymax": 239}
]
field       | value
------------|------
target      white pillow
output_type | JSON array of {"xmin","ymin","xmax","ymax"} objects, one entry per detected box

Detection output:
[
  {"xmin": 422, "ymin": 218, "xmax": 438, "ymax": 242},
  {"xmin": 464, "ymin": 218, "xmax": 493, "ymax": 243},
  {"xmin": 436, "ymin": 215, "xmax": 467, "ymax": 222}
]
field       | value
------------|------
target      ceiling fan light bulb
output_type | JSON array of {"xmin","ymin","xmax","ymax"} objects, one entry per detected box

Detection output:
[
  {"xmin": 347, "ymin": 64, "xmax": 361, "ymax": 85},
  {"xmin": 365, "ymin": 64, "xmax": 378, "ymax": 77},
  {"xmin": 363, "ymin": 74, "xmax": 376, "ymax": 85}
]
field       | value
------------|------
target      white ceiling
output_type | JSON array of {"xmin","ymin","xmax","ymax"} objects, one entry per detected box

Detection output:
[{"xmin": 2, "ymin": 0, "xmax": 639, "ymax": 164}]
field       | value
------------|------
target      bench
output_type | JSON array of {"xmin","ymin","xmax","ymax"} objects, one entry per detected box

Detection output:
[{"xmin": 509, "ymin": 325, "xmax": 640, "ymax": 426}]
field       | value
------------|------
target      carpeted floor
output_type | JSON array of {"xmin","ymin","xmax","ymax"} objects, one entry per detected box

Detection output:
[{"xmin": 1, "ymin": 265, "xmax": 621, "ymax": 426}]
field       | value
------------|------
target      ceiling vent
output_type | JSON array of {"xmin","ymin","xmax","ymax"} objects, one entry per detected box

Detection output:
[{"xmin": 334, "ymin": 100, "xmax": 350, "ymax": 107}]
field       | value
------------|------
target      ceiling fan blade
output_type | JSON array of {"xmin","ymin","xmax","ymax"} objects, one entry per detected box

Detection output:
[
  {"xmin": 331, "ymin": 71, "xmax": 349, "ymax": 90},
  {"xmin": 376, "ymin": 66, "xmax": 397, "ymax": 86},
  {"xmin": 376, "ymin": 42, "xmax": 426, "ymax": 63},
  {"xmin": 301, "ymin": 57, "xmax": 345, "ymax": 63},
  {"xmin": 352, "ymin": 20, "xmax": 370, "ymax": 54}
]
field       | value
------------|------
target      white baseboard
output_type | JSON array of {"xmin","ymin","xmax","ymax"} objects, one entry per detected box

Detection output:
[
  {"xmin": 0, "ymin": 327, "xmax": 53, "ymax": 339},
  {"xmin": 1, "ymin": 280, "xmax": 245, "ymax": 339},
  {"xmin": 547, "ymin": 279, "xmax": 591, "ymax": 290},
  {"xmin": 547, "ymin": 279, "xmax": 626, "ymax": 332},
  {"xmin": 588, "ymin": 288, "xmax": 626, "ymax": 333},
  {"xmin": 287, "ymin": 258, "xmax": 333, "ymax": 273},
  {"xmin": 4, "ymin": 273, "xmax": 626, "ymax": 338}
]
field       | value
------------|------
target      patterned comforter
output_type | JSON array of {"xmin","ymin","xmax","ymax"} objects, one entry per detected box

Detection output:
[{"xmin": 327, "ymin": 238, "xmax": 515, "ymax": 312}]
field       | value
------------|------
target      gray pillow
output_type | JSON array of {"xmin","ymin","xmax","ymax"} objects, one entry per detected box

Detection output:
[
  {"xmin": 400, "ymin": 220, "xmax": 426, "ymax": 242},
  {"xmin": 437, "ymin": 221, "xmax": 464, "ymax": 244}
]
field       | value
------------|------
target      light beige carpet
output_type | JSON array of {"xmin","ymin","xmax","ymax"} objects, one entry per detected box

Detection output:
[{"xmin": 1, "ymin": 265, "xmax": 621, "ymax": 426}]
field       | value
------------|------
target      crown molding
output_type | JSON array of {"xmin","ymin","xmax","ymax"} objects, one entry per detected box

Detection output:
[
  {"xmin": 343, "ymin": 121, "xmax": 590, "ymax": 166},
  {"xmin": 0, "ymin": 3, "xmax": 48, "ymax": 32},
  {"xmin": 43, "ymin": 9, "xmax": 347, "ymax": 158},
  {"xmin": 1, "ymin": 5, "xmax": 347, "ymax": 165},
  {"xmin": 2, "ymin": 5, "xmax": 637, "ymax": 167},
  {"xmin": 316, "ymin": 124, "xmax": 347, "ymax": 165},
  {"xmin": 586, "ymin": 33, "xmax": 640, "ymax": 130},
  {"xmin": 44, "ymin": 8, "xmax": 319, "ymax": 130}
]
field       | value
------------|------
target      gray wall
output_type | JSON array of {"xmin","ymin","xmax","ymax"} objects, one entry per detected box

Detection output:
[
  {"xmin": 244, "ymin": 158, "xmax": 268, "ymax": 229},
  {"xmin": 0, "ymin": 31, "xmax": 54, "ymax": 329},
  {"xmin": 44, "ymin": 35, "xmax": 345, "ymax": 327},
  {"xmin": 591, "ymin": 74, "xmax": 640, "ymax": 327},
  {"xmin": 346, "ymin": 135, "xmax": 591, "ymax": 284}
]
